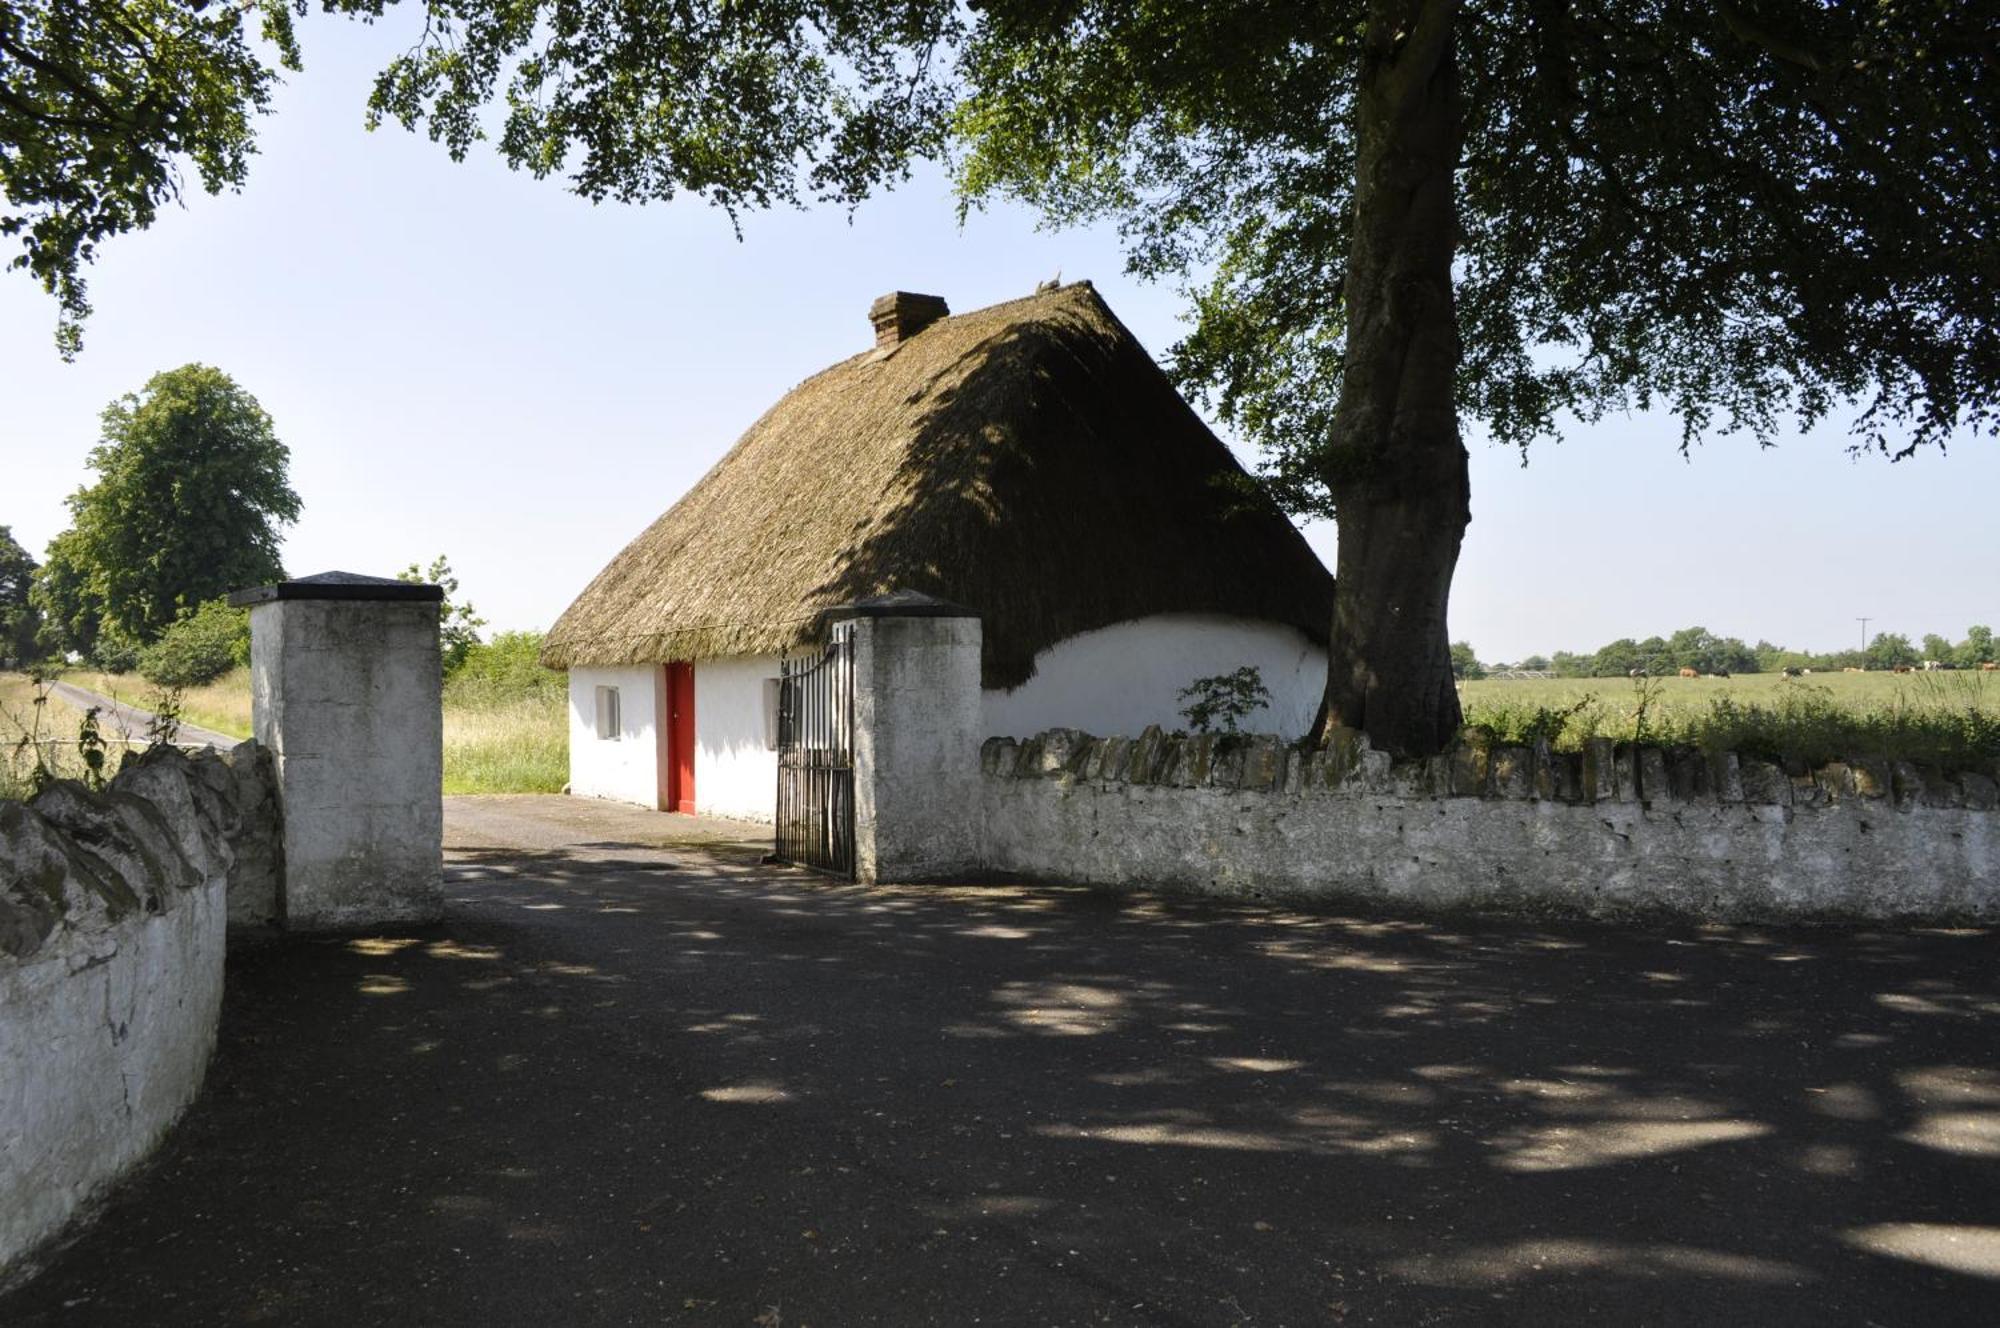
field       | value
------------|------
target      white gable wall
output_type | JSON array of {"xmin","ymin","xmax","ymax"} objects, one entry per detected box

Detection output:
[
  {"xmin": 693, "ymin": 655, "xmax": 783, "ymax": 822},
  {"xmin": 567, "ymin": 665, "xmax": 664, "ymax": 806},
  {"xmin": 565, "ymin": 617, "xmax": 1325, "ymax": 819},
  {"xmin": 981, "ymin": 614, "xmax": 1327, "ymax": 741}
]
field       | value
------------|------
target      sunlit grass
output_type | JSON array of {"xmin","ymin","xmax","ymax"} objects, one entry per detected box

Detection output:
[
  {"xmin": 1459, "ymin": 671, "xmax": 2000, "ymax": 772},
  {"xmin": 43, "ymin": 666, "xmax": 570, "ymax": 795},
  {"xmin": 442, "ymin": 692, "xmax": 567, "ymax": 794},
  {"xmin": 64, "ymin": 666, "xmax": 252, "ymax": 740},
  {"xmin": 0, "ymin": 673, "xmax": 95, "ymax": 797}
]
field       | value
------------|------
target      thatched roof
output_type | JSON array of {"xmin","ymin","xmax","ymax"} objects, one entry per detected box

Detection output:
[{"xmin": 540, "ymin": 281, "xmax": 1334, "ymax": 688}]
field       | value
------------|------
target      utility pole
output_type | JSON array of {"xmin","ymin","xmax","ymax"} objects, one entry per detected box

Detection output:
[{"xmin": 1857, "ymin": 617, "xmax": 1872, "ymax": 658}]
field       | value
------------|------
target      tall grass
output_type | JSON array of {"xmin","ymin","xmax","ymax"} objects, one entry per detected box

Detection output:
[
  {"xmin": 440, "ymin": 632, "xmax": 568, "ymax": 793},
  {"xmin": 1, "ymin": 674, "xmax": 100, "ymax": 798},
  {"xmin": 442, "ymin": 694, "xmax": 568, "ymax": 794},
  {"xmin": 1460, "ymin": 671, "xmax": 2000, "ymax": 773},
  {"xmin": 64, "ymin": 667, "xmax": 252, "ymax": 740},
  {"xmin": 50, "ymin": 630, "xmax": 573, "ymax": 795}
]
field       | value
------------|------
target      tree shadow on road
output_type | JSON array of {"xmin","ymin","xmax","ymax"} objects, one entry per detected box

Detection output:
[{"xmin": 5, "ymin": 845, "xmax": 1995, "ymax": 1325}]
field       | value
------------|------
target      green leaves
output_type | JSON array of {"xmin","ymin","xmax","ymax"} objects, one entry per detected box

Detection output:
[
  {"xmin": 398, "ymin": 554, "xmax": 486, "ymax": 673},
  {"xmin": 1178, "ymin": 665, "xmax": 1273, "ymax": 735},
  {"xmin": 353, "ymin": 0, "xmax": 960, "ymax": 216},
  {"xmin": 0, "ymin": 1, "xmax": 290, "ymax": 355},
  {"xmin": 0, "ymin": 526, "xmax": 41, "ymax": 663},
  {"xmin": 951, "ymin": 0, "xmax": 1999, "ymax": 495},
  {"xmin": 9, "ymin": 0, "xmax": 1994, "ymax": 480},
  {"xmin": 41, "ymin": 364, "xmax": 298, "ymax": 650}
]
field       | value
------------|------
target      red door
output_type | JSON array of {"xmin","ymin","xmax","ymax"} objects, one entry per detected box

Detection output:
[{"xmin": 662, "ymin": 662, "xmax": 696, "ymax": 814}]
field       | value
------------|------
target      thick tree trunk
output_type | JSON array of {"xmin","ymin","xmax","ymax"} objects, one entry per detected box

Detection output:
[{"xmin": 1316, "ymin": 0, "xmax": 1470, "ymax": 758}]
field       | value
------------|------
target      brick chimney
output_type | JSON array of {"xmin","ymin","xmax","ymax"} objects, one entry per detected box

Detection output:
[{"xmin": 869, "ymin": 291, "xmax": 950, "ymax": 347}]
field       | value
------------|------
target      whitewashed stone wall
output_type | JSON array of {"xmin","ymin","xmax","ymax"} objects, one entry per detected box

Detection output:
[
  {"xmin": 978, "ymin": 728, "xmax": 1999, "ymax": 920},
  {"xmin": 850, "ymin": 612, "xmax": 984, "ymax": 883},
  {"xmin": 0, "ymin": 744, "xmax": 279, "ymax": 1285},
  {"xmin": 249, "ymin": 595, "xmax": 442, "ymax": 930}
]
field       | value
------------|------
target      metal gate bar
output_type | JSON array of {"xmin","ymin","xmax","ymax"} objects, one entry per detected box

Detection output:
[{"xmin": 774, "ymin": 622, "xmax": 855, "ymax": 876}]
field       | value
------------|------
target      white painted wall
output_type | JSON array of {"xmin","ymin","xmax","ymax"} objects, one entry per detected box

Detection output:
[
  {"xmin": 980, "ymin": 745, "xmax": 2000, "ymax": 921},
  {"xmin": 0, "ymin": 885, "xmax": 225, "ymax": 1281},
  {"xmin": 852, "ymin": 615, "xmax": 984, "ymax": 882},
  {"xmin": 981, "ymin": 614, "xmax": 1326, "ymax": 741},
  {"xmin": 0, "ymin": 747, "xmax": 257, "ymax": 1283},
  {"xmin": 693, "ymin": 655, "xmax": 782, "ymax": 822},
  {"xmin": 564, "ymin": 615, "xmax": 1322, "ymax": 820},
  {"xmin": 250, "ymin": 598, "xmax": 443, "ymax": 930},
  {"xmin": 567, "ymin": 665, "xmax": 666, "ymax": 807}
]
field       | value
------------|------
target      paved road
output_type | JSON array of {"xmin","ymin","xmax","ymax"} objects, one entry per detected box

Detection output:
[
  {"xmin": 47, "ymin": 680, "xmax": 242, "ymax": 751},
  {"xmin": 3, "ymin": 797, "xmax": 1996, "ymax": 1326}
]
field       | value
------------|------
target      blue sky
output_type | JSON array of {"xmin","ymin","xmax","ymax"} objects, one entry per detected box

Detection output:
[{"xmin": 2, "ymin": 16, "xmax": 1992, "ymax": 664}]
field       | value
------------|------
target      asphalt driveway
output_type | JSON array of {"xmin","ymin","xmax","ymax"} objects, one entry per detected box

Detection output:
[{"xmin": 3, "ymin": 796, "xmax": 1995, "ymax": 1325}]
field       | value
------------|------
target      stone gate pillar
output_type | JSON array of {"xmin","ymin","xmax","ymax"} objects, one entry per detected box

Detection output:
[
  {"xmin": 837, "ymin": 592, "xmax": 982, "ymax": 884},
  {"xmin": 229, "ymin": 571, "xmax": 444, "ymax": 931}
]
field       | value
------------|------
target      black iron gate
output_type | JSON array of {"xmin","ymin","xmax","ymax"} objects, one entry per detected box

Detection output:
[{"xmin": 774, "ymin": 622, "xmax": 855, "ymax": 876}]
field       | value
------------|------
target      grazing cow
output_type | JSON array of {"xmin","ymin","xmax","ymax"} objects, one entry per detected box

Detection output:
[
  {"xmin": 1844, "ymin": 666, "xmax": 1867, "ymax": 673},
  {"xmin": 1892, "ymin": 664, "xmax": 1914, "ymax": 674},
  {"xmin": 1678, "ymin": 667, "xmax": 1699, "ymax": 678},
  {"xmin": 1985, "ymin": 661, "xmax": 1999, "ymax": 672},
  {"xmin": 1782, "ymin": 666, "xmax": 1803, "ymax": 678},
  {"xmin": 1629, "ymin": 667, "xmax": 1646, "ymax": 678},
  {"xmin": 1712, "ymin": 668, "xmax": 1731, "ymax": 678}
]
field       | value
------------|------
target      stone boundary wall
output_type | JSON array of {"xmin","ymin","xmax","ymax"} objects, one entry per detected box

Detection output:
[
  {"xmin": 0, "ymin": 743, "xmax": 279, "ymax": 1285},
  {"xmin": 977, "ymin": 727, "xmax": 1998, "ymax": 919}
]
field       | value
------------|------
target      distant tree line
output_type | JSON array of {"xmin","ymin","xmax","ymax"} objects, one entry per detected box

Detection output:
[{"xmin": 1454, "ymin": 625, "xmax": 1997, "ymax": 680}]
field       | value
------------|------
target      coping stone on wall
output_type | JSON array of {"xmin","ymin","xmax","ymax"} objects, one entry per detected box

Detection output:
[
  {"xmin": 989, "ymin": 723, "xmax": 2000, "ymax": 822},
  {"xmin": 980, "ymin": 725, "xmax": 2000, "ymax": 921},
  {"xmin": 981, "ymin": 737, "xmax": 1020, "ymax": 780}
]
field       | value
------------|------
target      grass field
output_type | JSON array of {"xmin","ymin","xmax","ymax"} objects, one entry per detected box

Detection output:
[
  {"xmin": 12, "ymin": 665, "xmax": 1994, "ymax": 799},
  {"xmin": 440, "ymin": 693, "xmax": 568, "ymax": 794},
  {"xmin": 1459, "ymin": 669, "xmax": 2000, "ymax": 771},
  {"xmin": 0, "ymin": 674, "xmax": 97, "ymax": 797},
  {"xmin": 65, "ymin": 667, "xmax": 253, "ymax": 741},
  {"xmin": 18, "ymin": 666, "xmax": 569, "ymax": 796}
]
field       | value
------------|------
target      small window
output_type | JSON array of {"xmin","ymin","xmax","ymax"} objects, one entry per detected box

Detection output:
[
  {"xmin": 594, "ymin": 685, "xmax": 622, "ymax": 740},
  {"xmin": 762, "ymin": 678, "xmax": 782, "ymax": 752}
]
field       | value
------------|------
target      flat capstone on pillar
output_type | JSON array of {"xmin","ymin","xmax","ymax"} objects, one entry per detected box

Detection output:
[
  {"xmin": 831, "ymin": 591, "xmax": 983, "ymax": 884},
  {"xmin": 227, "ymin": 571, "xmax": 445, "ymax": 932}
]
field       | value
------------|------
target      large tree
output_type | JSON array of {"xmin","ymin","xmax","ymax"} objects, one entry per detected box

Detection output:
[
  {"xmin": 0, "ymin": 525, "xmax": 40, "ymax": 663},
  {"xmin": 43, "ymin": 364, "xmax": 300, "ymax": 645},
  {"xmin": 7, "ymin": 2, "xmax": 1995, "ymax": 753}
]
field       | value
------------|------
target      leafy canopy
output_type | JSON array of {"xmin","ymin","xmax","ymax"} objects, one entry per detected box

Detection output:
[
  {"xmin": 0, "ymin": 0, "xmax": 301, "ymax": 356},
  {"xmin": 952, "ymin": 0, "xmax": 1998, "ymax": 507},
  {"xmin": 52, "ymin": 363, "xmax": 299, "ymax": 646},
  {"xmin": 6, "ymin": 1, "xmax": 1993, "ymax": 479},
  {"xmin": 0, "ymin": 525, "xmax": 40, "ymax": 662}
]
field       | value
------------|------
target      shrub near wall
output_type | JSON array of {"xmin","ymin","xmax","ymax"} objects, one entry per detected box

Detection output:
[
  {"xmin": 979, "ymin": 727, "xmax": 1999, "ymax": 921},
  {"xmin": 0, "ymin": 742, "xmax": 279, "ymax": 1285}
]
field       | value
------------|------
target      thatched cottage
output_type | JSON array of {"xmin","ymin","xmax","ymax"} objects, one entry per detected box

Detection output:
[{"xmin": 541, "ymin": 282, "xmax": 1334, "ymax": 819}]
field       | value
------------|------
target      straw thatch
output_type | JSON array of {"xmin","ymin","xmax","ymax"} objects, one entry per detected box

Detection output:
[{"xmin": 540, "ymin": 281, "xmax": 1334, "ymax": 689}]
